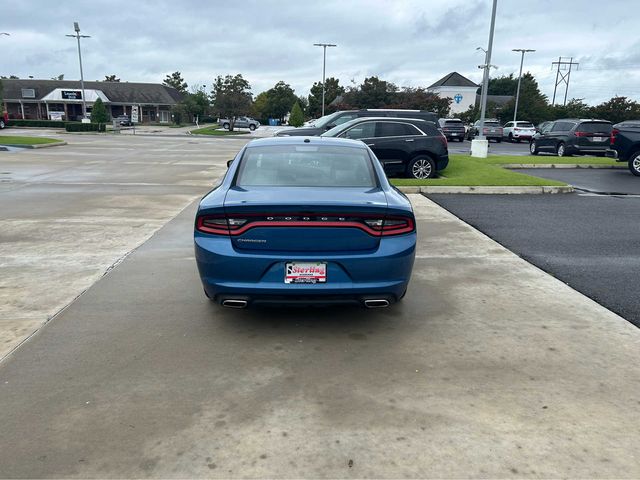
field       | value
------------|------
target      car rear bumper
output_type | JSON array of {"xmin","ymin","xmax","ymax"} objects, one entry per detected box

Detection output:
[
  {"xmin": 605, "ymin": 148, "xmax": 620, "ymax": 160},
  {"xmin": 194, "ymin": 233, "xmax": 416, "ymax": 306},
  {"xmin": 569, "ymin": 145, "xmax": 609, "ymax": 154}
]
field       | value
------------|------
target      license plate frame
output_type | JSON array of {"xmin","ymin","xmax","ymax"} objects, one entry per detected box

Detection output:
[{"xmin": 285, "ymin": 262, "xmax": 327, "ymax": 284}]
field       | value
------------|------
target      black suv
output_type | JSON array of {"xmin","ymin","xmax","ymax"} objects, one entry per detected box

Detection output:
[
  {"xmin": 438, "ymin": 118, "xmax": 466, "ymax": 142},
  {"xmin": 276, "ymin": 109, "xmax": 438, "ymax": 137},
  {"xmin": 530, "ymin": 119, "xmax": 612, "ymax": 157},
  {"xmin": 609, "ymin": 120, "xmax": 640, "ymax": 176},
  {"xmin": 321, "ymin": 117, "xmax": 448, "ymax": 179}
]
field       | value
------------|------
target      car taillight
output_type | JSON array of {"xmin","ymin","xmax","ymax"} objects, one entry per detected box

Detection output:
[
  {"xmin": 611, "ymin": 128, "xmax": 619, "ymax": 145},
  {"xmin": 514, "ymin": 127, "xmax": 520, "ymax": 131},
  {"xmin": 438, "ymin": 132, "xmax": 447, "ymax": 147},
  {"xmin": 574, "ymin": 131, "xmax": 589, "ymax": 137},
  {"xmin": 196, "ymin": 216, "xmax": 247, "ymax": 235},
  {"xmin": 364, "ymin": 217, "xmax": 415, "ymax": 236}
]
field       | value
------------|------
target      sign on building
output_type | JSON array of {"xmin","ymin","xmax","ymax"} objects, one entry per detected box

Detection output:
[
  {"xmin": 49, "ymin": 112, "xmax": 64, "ymax": 121},
  {"xmin": 61, "ymin": 90, "xmax": 82, "ymax": 100},
  {"xmin": 131, "ymin": 105, "xmax": 139, "ymax": 123}
]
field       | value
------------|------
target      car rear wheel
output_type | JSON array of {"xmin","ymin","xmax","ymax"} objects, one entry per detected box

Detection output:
[
  {"xmin": 408, "ymin": 156, "xmax": 436, "ymax": 179},
  {"xmin": 530, "ymin": 140, "xmax": 539, "ymax": 155},
  {"xmin": 496, "ymin": 138, "xmax": 502, "ymax": 143},
  {"xmin": 0, "ymin": 119, "xmax": 4, "ymax": 129},
  {"xmin": 556, "ymin": 142, "xmax": 569, "ymax": 157},
  {"xmin": 629, "ymin": 151, "xmax": 640, "ymax": 176},
  {"xmin": 249, "ymin": 124, "xmax": 256, "ymax": 131},
  {"xmin": 508, "ymin": 133, "xmax": 514, "ymax": 142},
  {"xmin": 223, "ymin": 123, "xmax": 230, "ymax": 130}
]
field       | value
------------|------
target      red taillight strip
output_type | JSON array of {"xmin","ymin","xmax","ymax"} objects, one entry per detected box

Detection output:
[{"xmin": 195, "ymin": 214, "xmax": 415, "ymax": 237}]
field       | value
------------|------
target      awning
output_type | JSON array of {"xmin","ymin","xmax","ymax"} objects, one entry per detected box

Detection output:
[{"xmin": 41, "ymin": 88, "xmax": 109, "ymax": 103}]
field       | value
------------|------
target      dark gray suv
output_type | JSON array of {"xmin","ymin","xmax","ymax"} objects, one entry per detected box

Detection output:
[
  {"xmin": 530, "ymin": 119, "xmax": 612, "ymax": 157},
  {"xmin": 276, "ymin": 109, "xmax": 438, "ymax": 137}
]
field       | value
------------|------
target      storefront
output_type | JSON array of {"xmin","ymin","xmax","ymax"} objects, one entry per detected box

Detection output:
[{"xmin": 1, "ymin": 79, "xmax": 183, "ymax": 123}]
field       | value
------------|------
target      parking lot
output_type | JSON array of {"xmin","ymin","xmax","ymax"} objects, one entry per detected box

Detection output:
[{"xmin": 1, "ymin": 135, "xmax": 640, "ymax": 477}]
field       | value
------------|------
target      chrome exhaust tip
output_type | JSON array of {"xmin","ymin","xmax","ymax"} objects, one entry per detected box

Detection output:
[
  {"xmin": 221, "ymin": 299, "xmax": 248, "ymax": 309},
  {"xmin": 364, "ymin": 299, "xmax": 390, "ymax": 308}
]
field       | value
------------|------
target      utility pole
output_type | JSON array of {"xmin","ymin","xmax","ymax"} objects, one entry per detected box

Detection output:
[
  {"xmin": 313, "ymin": 43, "xmax": 337, "ymax": 117},
  {"xmin": 471, "ymin": 0, "xmax": 498, "ymax": 158},
  {"xmin": 551, "ymin": 56, "xmax": 579, "ymax": 106},
  {"xmin": 512, "ymin": 49, "xmax": 535, "ymax": 123},
  {"xmin": 66, "ymin": 22, "xmax": 91, "ymax": 121}
]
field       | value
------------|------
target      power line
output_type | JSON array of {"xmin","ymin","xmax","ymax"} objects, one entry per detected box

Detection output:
[{"xmin": 551, "ymin": 56, "xmax": 579, "ymax": 106}]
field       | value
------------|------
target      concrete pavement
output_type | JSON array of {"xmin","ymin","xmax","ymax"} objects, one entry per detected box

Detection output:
[
  {"xmin": 0, "ymin": 133, "xmax": 249, "ymax": 359},
  {"xmin": 1, "ymin": 195, "xmax": 639, "ymax": 478}
]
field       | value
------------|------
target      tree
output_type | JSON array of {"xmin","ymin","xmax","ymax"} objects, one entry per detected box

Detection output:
[
  {"xmin": 288, "ymin": 102, "xmax": 304, "ymax": 127},
  {"xmin": 211, "ymin": 74, "xmax": 252, "ymax": 131},
  {"xmin": 307, "ymin": 77, "xmax": 344, "ymax": 117},
  {"xmin": 163, "ymin": 71, "xmax": 188, "ymax": 93},
  {"xmin": 547, "ymin": 98, "xmax": 592, "ymax": 121},
  {"xmin": 90, "ymin": 98, "xmax": 108, "ymax": 127},
  {"xmin": 342, "ymin": 76, "xmax": 398, "ymax": 109},
  {"xmin": 390, "ymin": 87, "xmax": 451, "ymax": 117},
  {"xmin": 264, "ymin": 81, "xmax": 297, "ymax": 122},
  {"xmin": 591, "ymin": 96, "xmax": 640, "ymax": 124},
  {"xmin": 251, "ymin": 91, "xmax": 269, "ymax": 123},
  {"xmin": 491, "ymin": 73, "xmax": 549, "ymax": 124},
  {"xmin": 182, "ymin": 87, "xmax": 211, "ymax": 122},
  {"xmin": 104, "ymin": 75, "xmax": 120, "ymax": 82},
  {"xmin": 51, "ymin": 74, "xmax": 64, "ymax": 80}
]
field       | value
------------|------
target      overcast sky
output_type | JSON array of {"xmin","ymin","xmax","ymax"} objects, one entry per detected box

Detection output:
[{"xmin": 4, "ymin": 0, "xmax": 640, "ymax": 105}]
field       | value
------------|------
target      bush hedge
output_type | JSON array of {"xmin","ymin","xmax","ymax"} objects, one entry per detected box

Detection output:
[
  {"xmin": 65, "ymin": 122, "xmax": 106, "ymax": 132},
  {"xmin": 8, "ymin": 119, "xmax": 68, "ymax": 128}
]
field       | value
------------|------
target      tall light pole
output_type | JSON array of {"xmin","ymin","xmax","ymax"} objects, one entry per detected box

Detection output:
[
  {"xmin": 66, "ymin": 22, "xmax": 90, "ymax": 121},
  {"xmin": 472, "ymin": 0, "xmax": 498, "ymax": 158},
  {"xmin": 512, "ymin": 48, "xmax": 535, "ymax": 123},
  {"xmin": 313, "ymin": 43, "xmax": 337, "ymax": 117}
]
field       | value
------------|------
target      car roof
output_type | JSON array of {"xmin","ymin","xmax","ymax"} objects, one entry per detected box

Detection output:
[
  {"xmin": 248, "ymin": 136, "xmax": 366, "ymax": 148},
  {"xmin": 343, "ymin": 116, "xmax": 431, "ymax": 123},
  {"xmin": 553, "ymin": 118, "xmax": 611, "ymax": 123}
]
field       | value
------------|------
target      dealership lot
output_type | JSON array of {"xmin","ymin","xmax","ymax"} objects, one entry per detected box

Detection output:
[{"xmin": 1, "ymin": 135, "xmax": 640, "ymax": 477}]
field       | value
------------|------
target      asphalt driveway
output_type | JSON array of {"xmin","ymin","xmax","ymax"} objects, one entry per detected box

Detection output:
[{"xmin": 517, "ymin": 168, "xmax": 640, "ymax": 195}]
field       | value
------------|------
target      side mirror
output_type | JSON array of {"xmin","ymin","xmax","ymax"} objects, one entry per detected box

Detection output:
[{"xmin": 226, "ymin": 159, "xmax": 234, "ymax": 168}]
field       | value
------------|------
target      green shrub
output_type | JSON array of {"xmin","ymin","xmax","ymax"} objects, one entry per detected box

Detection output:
[
  {"xmin": 8, "ymin": 119, "xmax": 68, "ymax": 128},
  {"xmin": 288, "ymin": 102, "xmax": 304, "ymax": 127},
  {"xmin": 65, "ymin": 122, "xmax": 106, "ymax": 132}
]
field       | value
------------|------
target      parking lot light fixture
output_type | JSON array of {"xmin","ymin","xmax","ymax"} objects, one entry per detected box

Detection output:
[
  {"xmin": 66, "ymin": 22, "xmax": 91, "ymax": 121},
  {"xmin": 313, "ymin": 43, "xmax": 337, "ymax": 117},
  {"xmin": 512, "ymin": 48, "xmax": 536, "ymax": 123},
  {"xmin": 472, "ymin": 0, "xmax": 498, "ymax": 158}
]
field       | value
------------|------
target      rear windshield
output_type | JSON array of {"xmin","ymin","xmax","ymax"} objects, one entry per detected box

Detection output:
[
  {"xmin": 236, "ymin": 145, "xmax": 377, "ymax": 187},
  {"xmin": 484, "ymin": 121, "xmax": 501, "ymax": 127},
  {"xmin": 445, "ymin": 120, "xmax": 463, "ymax": 125},
  {"xmin": 516, "ymin": 122, "xmax": 534, "ymax": 128},
  {"xmin": 578, "ymin": 122, "xmax": 612, "ymax": 133}
]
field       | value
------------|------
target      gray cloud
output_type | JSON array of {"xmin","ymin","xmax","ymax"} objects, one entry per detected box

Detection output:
[{"xmin": 3, "ymin": 0, "xmax": 640, "ymax": 104}]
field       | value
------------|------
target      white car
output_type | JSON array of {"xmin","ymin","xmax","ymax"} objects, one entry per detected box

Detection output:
[{"xmin": 503, "ymin": 121, "xmax": 536, "ymax": 143}]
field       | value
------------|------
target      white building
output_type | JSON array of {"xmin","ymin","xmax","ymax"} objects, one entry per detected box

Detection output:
[{"xmin": 427, "ymin": 72, "xmax": 479, "ymax": 116}]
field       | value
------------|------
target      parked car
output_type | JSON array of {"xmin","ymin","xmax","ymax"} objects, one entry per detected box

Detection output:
[
  {"xmin": 466, "ymin": 119, "xmax": 503, "ymax": 142},
  {"xmin": 115, "ymin": 115, "xmax": 132, "ymax": 126},
  {"xmin": 0, "ymin": 111, "xmax": 7, "ymax": 129},
  {"xmin": 536, "ymin": 121, "xmax": 552, "ymax": 134},
  {"xmin": 321, "ymin": 117, "xmax": 448, "ymax": 179},
  {"xmin": 194, "ymin": 136, "xmax": 416, "ymax": 308},
  {"xmin": 502, "ymin": 121, "xmax": 536, "ymax": 142},
  {"xmin": 220, "ymin": 116, "xmax": 260, "ymax": 131},
  {"xmin": 608, "ymin": 120, "xmax": 640, "ymax": 176},
  {"xmin": 275, "ymin": 109, "xmax": 439, "ymax": 137},
  {"xmin": 438, "ymin": 118, "xmax": 465, "ymax": 142},
  {"xmin": 529, "ymin": 119, "xmax": 612, "ymax": 157}
]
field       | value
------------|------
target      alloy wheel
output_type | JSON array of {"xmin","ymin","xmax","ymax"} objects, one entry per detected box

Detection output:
[
  {"xmin": 412, "ymin": 159, "xmax": 433, "ymax": 179},
  {"xmin": 557, "ymin": 144, "xmax": 565, "ymax": 157},
  {"xmin": 633, "ymin": 155, "xmax": 640, "ymax": 174}
]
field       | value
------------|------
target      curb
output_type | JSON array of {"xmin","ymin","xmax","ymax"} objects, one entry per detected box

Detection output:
[
  {"xmin": 397, "ymin": 185, "xmax": 574, "ymax": 194},
  {"xmin": 0, "ymin": 141, "xmax": 67, "ymax": 149},
  {"xmin": 501, "ymin": 163, "xmax": 626, "ymax": 169}
]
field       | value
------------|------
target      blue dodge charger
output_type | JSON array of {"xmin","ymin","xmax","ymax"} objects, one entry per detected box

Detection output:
[{"xmin": 194, "ymin": 136, "xmax": 416, "ymax": 308}]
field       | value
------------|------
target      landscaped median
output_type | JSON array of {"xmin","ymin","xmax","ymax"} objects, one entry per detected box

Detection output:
[
  {"xmin": 0, "ymin": 135, "xmax": 66, "ymax": 149},
  {"xmin": 391, "ymin": 154, "xmax": 573, "ymax": 194},
  {"xmin": 190, "ymin": 124, "xmax": 248, "ymax": 136}
]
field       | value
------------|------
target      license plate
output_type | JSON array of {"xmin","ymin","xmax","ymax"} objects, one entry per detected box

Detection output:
[
  {"xmin": 285, "ymin": 262, "xmax": 327, "ymax": 284},
  {"xmin": 451, "ymin": 133, "xmax": 459, "ymax": 136},
  {"xmin": 592, "ymin": 136, "xmax": 604, "ymax": 142},
  {"xmin": 490, "ymin": 129, "xmax": 496, "ymax": 132}
]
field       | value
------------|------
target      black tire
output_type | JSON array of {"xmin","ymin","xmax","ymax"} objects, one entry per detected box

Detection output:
[
  {"xmin": 249, "ymin": 124, "xmax": 256, "ymax": 131},
  {"xmin": 629, "ymin": 150, "xmax": 640, "ymax": 177},
  {"xmin": 529, "ymin": 140, "xmax": 539, "ymax": 155},
  {"xmin": 223, "ymin": 123, "xmax": 230, "ymax": 130},
  {"xmin": 0, "ymin": 119, "xmax": 4, "ymax": 129},
  {"xmin": 508, "ymin": 133, "xmax": 514, "ymax": 142},
  {"xmin": 516, "ymin": 138, "xmax": 521, "ymax": 143},
  {"xmin": 496, "ymin": 138, "xmax": 502, "ymax": 143},
  {"xmin": 407, "ymin": 155, "xmax": 436, "ymax": 179},
  {"xmin": 556, "ymin": 142, "xmax": 569, "ymax": 157}
]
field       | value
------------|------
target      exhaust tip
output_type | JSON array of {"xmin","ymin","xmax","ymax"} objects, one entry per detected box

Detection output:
[
  {"xmin": 364, "ymin": 299, "xmax": 390, "ymax": 308},
  {"xmin": 221, "ymin": 299, "xmax": 248, "ymax": 309}
]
